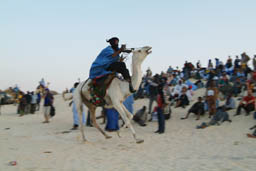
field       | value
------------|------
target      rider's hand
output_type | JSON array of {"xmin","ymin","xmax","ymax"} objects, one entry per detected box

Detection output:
[
  {"xmin": 120, "ymin": 56, "xmax": 125, "ymax": 62},
  {"xmin": 120, "ymin": 44, "xmax": 126, "ymax": 52},
  {"xmin": 123, "ymin": 49, "xmax": 132, "ymax": 53}
]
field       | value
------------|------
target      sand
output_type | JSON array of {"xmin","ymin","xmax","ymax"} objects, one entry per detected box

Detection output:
[{"xmin": 1, "ymin": 89, "xmax": 256, "ymax": 171}]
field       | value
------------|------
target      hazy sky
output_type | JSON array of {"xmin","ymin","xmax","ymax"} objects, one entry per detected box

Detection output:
[{"xmin": 1, "ymin": 0, "xmax": 256, "ymax": 92}]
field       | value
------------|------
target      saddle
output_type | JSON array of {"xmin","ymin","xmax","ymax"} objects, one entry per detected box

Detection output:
[{"xmin": 89, "ymin": 73, "xmax": 116, "ymax": 106}]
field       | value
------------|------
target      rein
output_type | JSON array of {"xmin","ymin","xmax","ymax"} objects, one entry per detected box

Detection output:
[{"xmin": 121, "ymin": 47, "xmax": 140, "ymax": 62}]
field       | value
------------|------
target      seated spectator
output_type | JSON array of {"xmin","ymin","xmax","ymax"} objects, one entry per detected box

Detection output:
[
  {"xmin": 195, "ymin": 80, "xmax": 204, "ymax": 89},
  {"xmin": 248, "ymin": 125, "xmax": 256, "ymax": 138},
  {"xmin": 196, "ymin": 106, "xmax": 231, "ymax": 129},
  {"xmin": 169, "ymin": 74, "xmax": 178, "ymax": 86},
  {"xmin": 194, "ymin": 71, "xmax": 202, "ymax": 80},
  {"xmin": 171, "ymin": 80, "xmax": 183, "ymax": 96},
  {"xmin": 224, "ymin": 94, "xmax": 236, "ymax": 110},
  {"xmin": 175, "ymin": 88, "xmax": 189, "ymax": 108},
  {"xmin": 232, "ymin": 77, "xmax": 242, "ymax": 97},
  {"xmin": 181, "ymin": 96, "xmax": 204, "ymax": 120},
  {"xmin": 186, "ymin": 86, "xmax": 193, "ymax": 101},
  {"xmin": 219, "ymin": 82, "xmax": 233, "ymax": 99},
  {"xmin": 235, "ymin": 90, "xmax": 255, "ymax": 116},
  {"xmin": 133, "ymin": 106, "xmax": 147, "ymax": 126}
]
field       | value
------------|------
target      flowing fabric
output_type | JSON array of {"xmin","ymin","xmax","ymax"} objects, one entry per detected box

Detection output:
[
  {"xmin": 185, "ymin": 80, "xmax": 198, "ymax": 91},
  {"xmin": 105, "ymin": 108, "xmax": 119, "ymax": 131},
  {"xmin": 105, "ymin": 96, "xmax": 134, "ymax": 131},
  {"xmin": 123, "ymin": 95, "xmax": 134, "ymax": 114},
  {"xmin": 89, "ymin": 46, "xmax": 120, "ymax": 79}
]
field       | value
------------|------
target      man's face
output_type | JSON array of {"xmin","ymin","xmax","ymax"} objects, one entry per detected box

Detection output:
[
  {"xmin": 111, "ymin": 40, "xmax": 119, "ymax": 50},
  {"xmin": 114, "ymin": 40, "xmax": 119, "ymax": 46}
]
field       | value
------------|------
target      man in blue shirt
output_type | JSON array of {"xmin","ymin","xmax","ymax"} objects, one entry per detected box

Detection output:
[
  {"xmin": 70, "ymin": 83, "xmax": 86, "ymax": 130},
  {"xmin": 89, "ymin": 37, "xmax": 135, "ymax": 93},
  {"xmin": 43, "ymin": 89, "xmax": 54, "ymax": 123}
]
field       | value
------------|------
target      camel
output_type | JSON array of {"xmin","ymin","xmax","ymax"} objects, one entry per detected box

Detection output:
[{"xmin": 73, "ymin": 46, "xmax": 152, "ymax": 144}]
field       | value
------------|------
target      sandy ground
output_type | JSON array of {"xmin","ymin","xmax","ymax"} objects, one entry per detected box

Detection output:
[{"xmin": 1, "ymin": 89, "xmax": 256, "ymax": 171}]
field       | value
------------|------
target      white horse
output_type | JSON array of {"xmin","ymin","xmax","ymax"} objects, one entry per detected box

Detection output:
[{"xmin": 73, "ymin": 46, "xmax": 152, "ymax": 143}]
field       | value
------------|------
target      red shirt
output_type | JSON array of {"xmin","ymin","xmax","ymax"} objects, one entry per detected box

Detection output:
[
  {"xmin": 157, "ymin": 94, "xmax": 163, "ymax": 108},
  {"xmin": 243, "ymin": 95, "xmax": 255, "ymax": 104}
]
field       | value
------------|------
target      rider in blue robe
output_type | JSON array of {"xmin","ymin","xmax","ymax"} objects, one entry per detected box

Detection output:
[
  {"xmin": 89, "ymin": 37, "xmax": 135, "ymax": 93},
  {"xmin": 89, "ymin": 46, "xmax": 120, "ymax": 79}
]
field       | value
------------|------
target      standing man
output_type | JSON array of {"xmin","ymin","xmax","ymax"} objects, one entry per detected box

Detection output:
[
  {"xmin": 24, "ymin": 91, "xmax": 32, "ymax": 114},
  {"xmin": 30, "ymin": 91, "xmax": 37, "ymax": 114},
  {"xmin": 36, "ymin": 90, "xmax": 41, "ymax": 111},
  {"xmin": 43, "ymin": 89, "xmax": 54, "ymax": 123},
  {"xmin": 155, "ymin": 78, "xmax": 166, "ymax": 134},
  {"xmin": 148, "ymin": 75, "xmax": 159, "ymax": 121},
  {"xmin": 64, "ymin": 83, "xmax": 86, "ymax": 130}
]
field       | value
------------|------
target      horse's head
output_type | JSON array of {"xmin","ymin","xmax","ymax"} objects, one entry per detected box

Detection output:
[{"xmin": 132, "ymin": 46, "xmax": 152, "ymax": 64}]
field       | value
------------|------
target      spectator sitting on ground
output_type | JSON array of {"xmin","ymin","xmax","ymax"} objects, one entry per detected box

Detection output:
[
  {"xmin": 232, "ymin": 77, "xmax": 243, "ymax": 97},
  {"xmin": 181, "ymin": 96, "xmax": 204, "ymax": 120},
  {"xmin": 218, "ymin": 75, "xmax": 232, "ymax": 99},
  {"xmin": 171, "ymin": 80, "xmax": 187, "ymax": 97},
  {"xmin": 235, "ymin": 90, "xmax": 255, "ymax": 116},
  {"xmin": 247, "ymin": 125, "xmax": 256, "ymax": 138},
  {"xmin": 133, "ymin": 106, "xmax": 147, "ymax": 127},
  {"xmin": 224, "ymin": 94, "xmax": 236, "ymax": 111},
  {"xmin": 175, "ymin": 87, "xmax": 189, "ymax": 108},
  {"xmin": 196, "ymin": 106, "xmax": 232, "ymax": 129},
  {"xmin": 186, "ymin": 86, "xmax": 193, "ymax": 101},
  {"xmin": 195, "ymin": 79, "xmax": 204, "ymax": 88}
]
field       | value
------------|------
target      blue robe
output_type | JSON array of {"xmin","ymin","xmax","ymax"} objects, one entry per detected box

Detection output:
[
  {"xmin": 71, "ymin": 90, "xmax": 86, "ymax": 125},
  {"xmin": 89, "ymin": 46, "xmax": 120, "ymax": 79},
  {"xmin": 185, "ymin": 80, "xmax": 198, "ymax": 91},
  {"xmin": 105, "ymin": 108, "xmax": 119, "ymax": 131},
  {"xmin": 123, "ymin": 95, "xmax": 134, "ymax": 114},
  {"xmin": 105, "ymin": 96, "xmax": 134, "ymax": 131}
]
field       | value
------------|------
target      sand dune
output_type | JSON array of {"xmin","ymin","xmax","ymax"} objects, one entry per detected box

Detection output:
[{"xmin": 1, "ymin": 91, "xmax": 256, "ymax": 171}]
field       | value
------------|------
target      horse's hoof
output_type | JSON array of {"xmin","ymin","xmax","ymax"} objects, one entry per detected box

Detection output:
[
  {"xmin": 136, "ymin": 139, "xmax": 144, "ymax": 144},
  {"xmin": 106, "ymin": 135, "xmax": 112, "ymax": 139}
]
